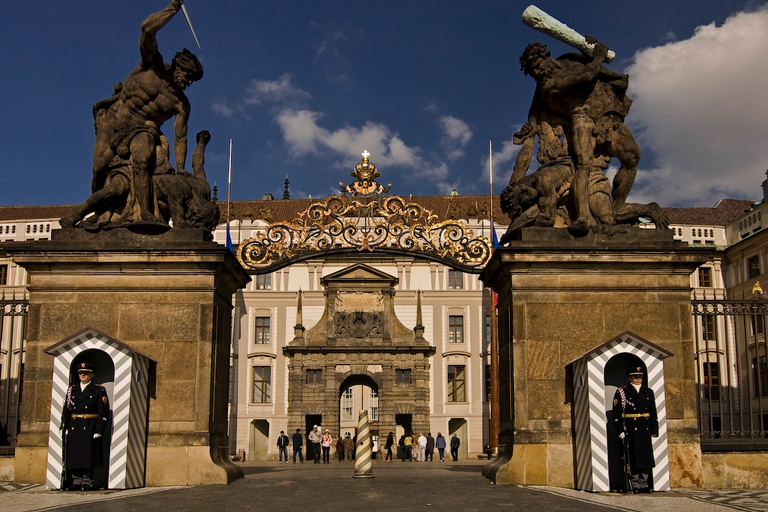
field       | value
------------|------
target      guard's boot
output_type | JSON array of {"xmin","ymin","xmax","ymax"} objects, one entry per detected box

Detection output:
[
  {"xmin": 80, "ymin": 477, "xmax": 93, "ymax": 491},
  {"xmin": 68, "ymin": 477, "xmax": 82, "ymax": 491}
]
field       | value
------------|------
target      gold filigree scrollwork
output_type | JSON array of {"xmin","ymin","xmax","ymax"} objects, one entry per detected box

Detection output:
[{"xmin": 237, "ymin": 151, "xmax": 492, "ymax": 273}]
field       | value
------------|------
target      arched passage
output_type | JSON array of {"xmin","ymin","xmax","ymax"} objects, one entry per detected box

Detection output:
[{"xmin": 339, "ymin": 374, "xmax": 379, "ymax": 440}]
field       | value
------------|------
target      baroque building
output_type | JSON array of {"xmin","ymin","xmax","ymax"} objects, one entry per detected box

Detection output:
[{"xmin": 1, "ymin": 162, "xmax": 766, "ymax": 461}]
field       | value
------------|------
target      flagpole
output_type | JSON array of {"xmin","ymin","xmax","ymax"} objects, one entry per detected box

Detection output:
[
  {"xmin": 488, "ymin": 140, "xmax": 501, "ymax": 457},
  {"xmin": 226, "ymin": 139, "xmax": 234, "ymax": 252}
]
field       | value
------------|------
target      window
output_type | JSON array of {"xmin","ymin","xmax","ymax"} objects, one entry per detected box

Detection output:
[
  {"xmin": 254, "ymin": 317, "xmax": 270, "ymax": 344},
  {"xmin": 485, "ymin": 364, "xmax": 491, "ymax": 402},
  {"xmin": 229, "ymin": 365, "xmax": 235, "ymax": 402},
  {"xmin": 698, "ymin": 267, "xmax": 712, "ymax": 288},
  {"xmin": 396, "ymin": 369, "xmax": 411, "ymax": 384},
  {"xmin": 307, "ymin": 369, "xmax": 322, "ymax": 384},
  {"xmin": 485, "ymin": 315, "xmax": 491, "ymax": 344},
  {"xmin": 753, "ymin": 356, "xmax": 768, "ymax": 397},
  {"xmin": 448, "ymin": 270, "xmax": 463, "ymax": 289},
  {"xmin": 0, "ymin": 265, "xmax": 7, "ymax": 286},
  {"xmin": 748, "ymin": 256, "xmax": 761, "ymax": 279},
  {"xmin": 256, "ymin": 274, "xmax": 271, "ymax": 290},
  {"xmin": 342, "ymin": 388, "xmax": 353, "ymax": 420},
  {"xmin": 703, "ymin": 362, "xmax": 720, "ymax": 400},
  {"xmin": 702, "ymin": 314, "xmax": 716, "ymax": 341},
  {"xmin": 370, "ymin": 389, "xmax": 379, "ymax": 420},
  {"xmin": 252, "ymin": 366, "xmax": 271, "ymax": 403},
  {"xmin": 448, "ymin": 315, "xmax": 464, "ymax": 343},
  {"xmin": 447, "ymin": 365, "xmax": 466, "ymax": 402},
  {"xmin": 751, "ymin": 315, "xmax": 765, "ymax": 336}
]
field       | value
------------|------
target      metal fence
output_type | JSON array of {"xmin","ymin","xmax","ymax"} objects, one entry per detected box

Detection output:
[{"xmin": 692, "ymin": 290, "xmax": 768, "ymax": 451}]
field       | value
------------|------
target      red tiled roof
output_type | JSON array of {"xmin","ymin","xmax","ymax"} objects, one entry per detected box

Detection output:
[
  {"xmin": 0, "ymin": 197, "xmax": 755, "ymax": 229},
  {"xmin": 221, "ymin": 195, "xmax": 512, "ymax": 224},
  {"xmin": 0, "ymin": 205, "xmax": 76, "ymax": 222},
  {"xmin": 664, "ymin": 199, "xmax": 754, "ymax": 226}
]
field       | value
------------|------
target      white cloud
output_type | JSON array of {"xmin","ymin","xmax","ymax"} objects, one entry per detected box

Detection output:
[
  {"xmin": 439, "ymin": 116, "xmax": 473, "ymax": 160},
  {"xmin": 274, "ymin": 108, "xmax": 458, "ymax": 193},
  {"xmin": 211, "ymin": 98, "xmax": 235, "ymax": 118},
  {"xmin": 243, "ymin": 73, "xmax": 312, "ymax": 106},
  {"xmin": 482, "ymin": 136, "xmax": 522, "ymax": 188},
  {"xmin": 626, "ymin": 5, "xmax": 768, "ymax": 206}
]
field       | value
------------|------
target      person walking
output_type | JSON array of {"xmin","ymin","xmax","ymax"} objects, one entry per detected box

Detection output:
[
  {"xmin": 336, "ymin": 435, "xmax": 345, "ymax": 462},
  {"xmin": 403, "ymin": 433, "xmax": 413, "ymax": 462},
  {"xmin": 308, "ymin": 425, "xmax": 322, "ymax": 464},
  {"xmin": 343, "ymin": 432, "xmax": 355, "ymax": 461},
  {"xmin": 292, "ymin": 428, "xmax": 304, "ymax": 463},
  {"xmin": 321, "ymin": 429, "xmax": 333, "ymax": 464},
  {"xmin": 435, "ymin": 432, "xmax": 446, "ymax": 462},
  {"xmin": 277, "ymin": 430, "xmax": 290, "ymax": 463},
  {"xmin": 384, "ymin": 432, "xmax": 395, "ymax": 462},
  {"xmin": 398, "ymin": 434, "xmax": 406, "ymax": 461},
  {"xmin": 417, "ymin": 432, "xmax": 427, "ymax": 462},
  {"xmin": 450, "ymin": 433, "xmax": 461, "ymax": 461},
  {"xmin": 425, "ymin": 433, "xmax": 435, "ymax": 462}
]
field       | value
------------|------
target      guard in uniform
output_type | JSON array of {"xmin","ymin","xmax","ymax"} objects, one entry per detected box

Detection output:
[
  {"xmin": 612, "ymin": 366, "xmax": 658, "ymax": 493},
  {"xmin": 61, "ymin": 362, "xmax": 110, "ymax": 491}
]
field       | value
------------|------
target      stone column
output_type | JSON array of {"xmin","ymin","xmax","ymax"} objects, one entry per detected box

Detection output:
[
  {"xmin": 480, "ymin": 228, "xmax": 709, "ymax": 488},
  {"xmin": 7, "ymin": 229, "xmax": 249, "ymax": 486}
]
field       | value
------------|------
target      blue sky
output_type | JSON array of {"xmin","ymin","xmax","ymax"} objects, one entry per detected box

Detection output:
[{"xmin": 2, "ymin": 0, "xmax": 767, "ymax": 208}]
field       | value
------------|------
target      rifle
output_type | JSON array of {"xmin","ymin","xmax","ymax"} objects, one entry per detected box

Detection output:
[
  {"xmin": 622, "ymin": 433, "xmax": 633, "ymax": 493},
  {"xmin": 59, "ymin": 420, "xmax": 67, "ymax": 490}
]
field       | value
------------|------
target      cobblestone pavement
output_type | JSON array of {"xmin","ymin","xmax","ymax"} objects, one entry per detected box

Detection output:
[{"xmin": 1, "ymin": 459, "xmax": 767, "ymax": 512}]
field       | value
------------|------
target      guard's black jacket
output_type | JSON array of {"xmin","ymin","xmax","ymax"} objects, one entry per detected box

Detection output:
[
  {"xmin": 612, "ymin": 384, "xmax": 658, "ymax": 469},
  {"xmin": 62, "ymin": 382, "xmax": 110, "ymax": 470}
]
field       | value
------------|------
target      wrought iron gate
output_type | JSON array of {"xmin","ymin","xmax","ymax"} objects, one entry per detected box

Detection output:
[{"xmin": 692, "ymin": 290, "xmax": 768, "ymax": 450}]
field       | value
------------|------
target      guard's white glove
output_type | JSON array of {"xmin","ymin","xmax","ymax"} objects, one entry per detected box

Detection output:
[
  {"xmin": 618, "ymin": 432, "xmax": 625, "ymax": 439},
  {"xmin": 94, "ymin": 433, "xmax": 102, "ymax": 439}
]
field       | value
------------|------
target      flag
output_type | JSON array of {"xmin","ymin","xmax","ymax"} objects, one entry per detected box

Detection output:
[
  {"xmin": 226, "ymin": 224, "xmax": 234, "ymax": 253},
  {"xmin": 491, "ymin": 224, "xmax": 499, "ymax": 249}
]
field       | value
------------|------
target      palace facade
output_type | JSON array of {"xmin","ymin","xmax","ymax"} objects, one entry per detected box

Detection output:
[{"xmin": 1, "ymin": 165, "xmax": 766, "ymax": 460}]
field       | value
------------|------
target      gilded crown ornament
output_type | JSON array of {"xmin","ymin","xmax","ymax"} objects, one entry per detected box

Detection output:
[{"xmin": 237, "ymin": 151, "xmax": 492, "ymax": 273}]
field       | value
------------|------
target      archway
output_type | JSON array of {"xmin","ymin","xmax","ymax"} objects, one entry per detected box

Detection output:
[{"xmin": 339, "ymin": 374, "xmax": 379, "ymax": 449}]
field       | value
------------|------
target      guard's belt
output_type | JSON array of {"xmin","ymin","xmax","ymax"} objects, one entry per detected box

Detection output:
[
  {"xmin": 624, "ymin": 413, "xmax": 650, "ymax": 418},
  {"xmin": 70, "ymin": 414, "xmax": 99, "ymax": 419}
]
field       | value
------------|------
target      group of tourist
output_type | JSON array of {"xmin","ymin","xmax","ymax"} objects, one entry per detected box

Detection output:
[
  {"xmin": 384, "ymin": 432, "xmax": 460, "ymax": 462},
  {"xmin": 278, "ymin": 427, "xmax": 463, "ymax": 464},
  {"xmin": 278, "ymin": 426, "xmax": 358, "ymax": 464}
]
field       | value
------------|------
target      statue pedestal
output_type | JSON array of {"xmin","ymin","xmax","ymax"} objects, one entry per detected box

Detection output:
[
  {"xmin": 6, "ymin": 228, "xmax": 250, "ymax": 486},
  {"xmin": 480, "ymin": 228, "xmax": 708, "ymax": 489}
]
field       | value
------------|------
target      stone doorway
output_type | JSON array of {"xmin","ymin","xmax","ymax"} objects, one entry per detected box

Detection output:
[
  {"xmin": 249, "ymin": 420, "xmax": 269, "ymax": 461},
  {"xmin": 304, "ymin": 415, "xmax": 322, "ymax": 461},
  {"xmin": 449, "ymin": 418, "xmax": 468, "ymax": 460}
]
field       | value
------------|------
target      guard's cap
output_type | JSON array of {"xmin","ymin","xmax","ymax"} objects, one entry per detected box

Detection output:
[
  {"xmin": 77, "ymin": 363, "xmax": 95, "ymax": 373},
  {"xmin": 313, "ymin": 425, "xmax": 318, "ymax": 429},
  {"xmin": 626, "ymin": 366, "xmax": 644, "ymax": 376}
]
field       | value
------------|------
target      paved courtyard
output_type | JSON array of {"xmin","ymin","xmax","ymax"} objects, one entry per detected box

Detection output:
[{"xmin": 2, "ymin": 459, "xmax": 767, "ymax": 512}]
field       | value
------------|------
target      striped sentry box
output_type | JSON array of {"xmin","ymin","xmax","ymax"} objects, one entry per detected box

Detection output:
[
  {"xmin": 570, "ymin": 331, "xmax": 672, "ymax": 492},
  {"xmin": 44, "ymin": 327, "xmax": 155, "ymax": 490}
]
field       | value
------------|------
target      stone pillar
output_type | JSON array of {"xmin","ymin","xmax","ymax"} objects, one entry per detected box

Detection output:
[
  {"xmin": 480, "ymin": 228, "xmax": 708, "ymax": 488},
  {"xmin": 7, "ymin": 229, "xmax": 250, "ymax": 486}
]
